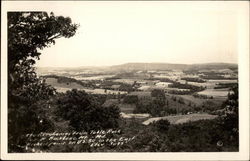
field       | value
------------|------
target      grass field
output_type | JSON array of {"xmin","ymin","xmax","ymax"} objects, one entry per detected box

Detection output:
[
  {"xmin": 175, "ymin": 94, "xmax": 226, "ymax": 106},
  {"xmin": 118, "ymin": 104, "xmax": 136, "ymax": 113},
  {"xmin": 187, "ymin": 79, "xmax": 237, "ymax": 89},
  {"xmin": 165, "ymin": 94, "xmax": 196, "ymax": 111},
  {"xmin": 198, "ymin": 89, "xmax": 229, "ymax": 97},
  {"xmin": 73, "ymin": 74, "xmax": 115, "ymax": 80},
  {"xmin": 47, "ymin": 77, "xmax": 227, "ymax": 116},
  {"xmin": 103, "ymin": 99, "xmax": 136, "ymax": 113},
  {"xmin": 175, "ymin": 95, "xmax": 206, "ymax": 106},
  {"xmin": 142, "ymin": 113, "xmax": 218, "ymax": 125},
  {"xmin": 45, "ymin": 77, "xmax": 127, "ymax": 94}
]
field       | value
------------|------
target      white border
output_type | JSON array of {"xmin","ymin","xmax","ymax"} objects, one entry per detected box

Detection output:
[{"xmin": 1, "ymin": 1, "xmax": 249, "ymax": 160}]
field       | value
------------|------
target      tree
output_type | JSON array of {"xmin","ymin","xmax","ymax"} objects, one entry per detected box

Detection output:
[
  {"xmin": 55, "ymin": 89, "xmax": 120, "ymax": 131},
  {"xmin": 152, "ymin": 119, "xmax": 170, "ymax": 133},
  {"xmin": 8, "ymin": 12, "xmax": 78, "ymax": 90},
  {"xmin": 151, "ymin": 89, "xmax": 166, "ymax": 99},
  {"xmin": 8, "ymin": 12, "xmax": 78, "ymax": 152},
  {"xmin": 123, "ymin": 95, "xmax": 138, "ymax": 104},
  {"xmin": 220, "ymin": 85, "xmax": 239, "ymax": 142}
]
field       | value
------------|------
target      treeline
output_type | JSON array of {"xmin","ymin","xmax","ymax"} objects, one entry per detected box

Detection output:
[
  {"xmin": 92, "ymin": 86, "xmax": 238, "ymax": 152},
  {"xmin": 117, "ymin": 116, "xmax": 238, "ymax": 152},
  {"xmin": 115, "ymin": 72, "xmax": 136, "ymax": 78},
  {"xmin": 43, "ymin": 75, "xmax": 136, "ymax": 93},
  {"xmin": 193, "ymin": 93, "xmax": 214, "ymax": 99},
  {"xmin": 169, "ymin": 82, "xmax": 204, "ymax": 90},
  {"xmin": 42, "ymin": 75, "xmax": 97, "ymax": 88},
  {"xmin": 200, "ymin": 72, "xmax": 237, "ymax": 80},
  {"xmin": 33, "ymin": 86, "xmax": 239, "ymax": 152},
  {"xmin": 167, "ymin": 90, "xmax": 191, "ymax": 95},
  {"xmin": 145, "ymin": 77, "xmax": 174, "ymax": 83},
  {"xmin": 133, "ymin": 89, "xmax": 194, "ymax": 116},
  {"xmin": 54, "ymin": 89, "xmax": 120, "ymax": 131},
  {"xmin": 168, "ymin": 82, "xmax": 205, "ymax": 94},
  {"xmin": 100, "ymin": 81, "xmax": 135, "ymax": 92},
  {"xmin": 214, "ymin": 83, "xmax": 238, "ymax": 89},
  {"xmin": 181, "ymin": 77, "xmax": 206, "ymax": 83},
  {"xmin": 132, "ymin": 89, "xmax": 167, "ymax": 116}
]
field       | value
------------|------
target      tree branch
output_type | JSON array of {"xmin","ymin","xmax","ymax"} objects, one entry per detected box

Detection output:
[{"xmin": 47, "ymin": 34, "xmax": 62, "ymax": 41}]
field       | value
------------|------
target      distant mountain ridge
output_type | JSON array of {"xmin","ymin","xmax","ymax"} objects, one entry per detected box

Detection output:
[
  {"xmin": 109, "ymin": 62, "xmax": 237, "ymax": 71},
  {"xmin": 37, "ymin": 62, "xmax": 238, "ymax": 73},
  {"xmin": 109, "ymin": 63, "xmax": 188, "ymax": 71}
]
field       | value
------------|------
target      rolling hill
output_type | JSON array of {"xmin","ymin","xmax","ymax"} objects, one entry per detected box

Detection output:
[{"xmin": 36, "ymin": 62, "xmax": 238, "ymax": 74}]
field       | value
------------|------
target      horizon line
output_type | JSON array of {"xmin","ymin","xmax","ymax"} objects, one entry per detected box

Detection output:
[{"xmin": 35, "ymin": 61, "xmax": 238, "ymax": 68}]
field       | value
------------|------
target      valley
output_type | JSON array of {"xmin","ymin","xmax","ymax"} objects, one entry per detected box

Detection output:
[{"xmin": 37, "ymin": 62, "xmax": 238, "ymax": 125}]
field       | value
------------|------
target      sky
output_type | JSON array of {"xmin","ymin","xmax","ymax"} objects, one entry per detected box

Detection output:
[{"xmin": 27, "ymin": 1, "xmax": 247, "ymax": 67}]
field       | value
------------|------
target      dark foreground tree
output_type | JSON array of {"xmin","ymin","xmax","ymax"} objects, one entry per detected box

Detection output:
[
  {"xmin": 152, "ymin": 119, "xmax": 170, "ymax": 133},
  {"xmin": 55, "ymin": 89, "xmax": 120, "ymax": 131},
  {"xmin": 8, "ymin": 12, "xmax": 78, "ymax": 152},
  {"xmin": 219, "ymin": 85, "xmax": 239, "ymax": 145}
]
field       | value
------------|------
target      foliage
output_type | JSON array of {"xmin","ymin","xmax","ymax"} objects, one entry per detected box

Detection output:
[
  {"xmin": 181, "ymin": 77, "xmax": 206, "ymax": 83},
  {"xmin": 168, "ymin": 82, "xmax": 205, "ymax": 94},
  {"xmin": 199, "ymin": 71, "xmax": 237, "ymax": 80},
  {"xmin": 104, "ymin": 117, "xmax": 238, "ymax": 152},
  {"xmin": 119, "ymin": 84, "xmax": 134, "ymax": 92},
  {"xmin": 123, "ymin": 95, "xmax": 138, "ymax": 104},
  {"xmin": 146, "ymin": 77, "xmax": 174, "ymax": 83},
  {"xmin": 193, "ymin": 93, "xmax": 213, "ymax": 99},
  {"xmin": 39, "ymin": 85, "xmax": 239, "ymax": 152},
  {"xmin": 115, "ymin": 72, "xmax": 136, "ymax": 78},
  {"xmin": 219, "ymin": 85, "xmax": 239, "ymax": 142},
  {"xmin": 127, "ymin": 87, "xmax": 238, "ymax": 152},
  {"xmin": 134, "ymin": 99, "xmax": 165, "ymax": 117},
  {"xmin": 8, "ymin": 12, "xmax": 78, "ymax": 86},
  {"xmin": 100, "ymin": 80, "xmax": 134, "ymax": 92},
  {"xmin": 177, "ymin": 97, "xmax": 185, "ymax": 104},
  {"xmin": 168, "ymin": 90, "xmax": 191, "ymax": 95},
  {"xmin": 214, "ymin": 83, "xmax": 238, "ymax": 89},
  {"xmin": 8, "ymin": 12, "xmax": 78, "ymax": 152},
  {"xmin": 43, "ymin": 75, "xmax": 97, "ymax": 88},
  {"xmin": 152, "ymin": 119, "xmax": 170, "ymax": 132},
  {"xmin": 200, "ymin": 100, "xmax": 220, "ymax": 112},
  {"xmin": 55, "ymin": 89, "xmax": 121, "ymax": 131},
  {"xmin": 151, "ymin": 89, "xmax": 166, "ymax": 99}
]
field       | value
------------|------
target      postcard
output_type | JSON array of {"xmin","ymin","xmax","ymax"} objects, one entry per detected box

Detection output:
[{"xmin": 1, "ymin": 1, "xmax": 249, "ymax": 160}]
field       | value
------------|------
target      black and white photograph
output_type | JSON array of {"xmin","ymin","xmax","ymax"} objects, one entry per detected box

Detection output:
[{"xmin": 1, "ymin": 1, "xmax": 249, "ymax": 160}]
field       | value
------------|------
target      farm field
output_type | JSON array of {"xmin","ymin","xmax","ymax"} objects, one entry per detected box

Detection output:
[
  {"xmin": 55, "ymin": 86, "xmax": 127, "ymax": 94},
  {"xmin": 198, "ymin": 88, "xmax": 229, "ymax": 97},
  {"xmin": 142, "ymin": 113, "xmax": 218, "ymax": 125},
  {"xmin": 118, "ymin": 104, "xmax": 136, "ymax": 113},
  {"xmin": 165, "ymin": 95, "xmax": 195, "ymax": 111},
  {"xmin": 121, "ymin": 112, "xmax": 150, "ymax": 119},
  {"xmin": 176, "ymin": 94, "xmax": 226, "ymax": 106},
  {"xmin": 47, "ymin": 75, "xmax": 230, "ymax": 120},
  {"xmin": 208, "ymin": 79, "xmax": 238, "ymax": 83},
  {"xmin": 38, "ymin": 67, "xmax": 237, "ymax": 152},
  {"xmin": 174, "ymin": 94, "xmax": 206, "ymax": 106},
  {"xmin": 73, "ymin": 74, "xmax": 115, "ymax": 80},
  {"xmin": 43, "ymin": 68, "xmax": 235, "ymax": 122},
  {"xmin": 45, "ymin": 77, "xmax": 127, "ymax": 94},
  {"xmin": 187, "ymin": 79, "xmax": 237, "ymax": 89},
  {"xmin": 113, "ymin": 78, "xmax": 140, "ymax": 85}
]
